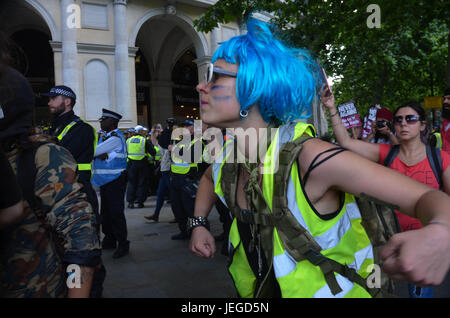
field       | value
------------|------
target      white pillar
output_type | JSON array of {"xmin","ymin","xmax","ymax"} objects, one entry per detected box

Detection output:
[
  {"xmin": 60, "ymin": 0, "xmax": 79, "ymax": 102},
  {"xmin": 114, "ymin": 0, "xmax": 131, "ymax": 120},
  {"xmin": 210, "ymin": 27, "xmax": 220, "ymax": 56}
]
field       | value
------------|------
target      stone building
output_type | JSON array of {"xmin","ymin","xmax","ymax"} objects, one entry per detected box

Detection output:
[{"xmin": 0, "ymin": 0, "xmax": 327, "ymax": 134}]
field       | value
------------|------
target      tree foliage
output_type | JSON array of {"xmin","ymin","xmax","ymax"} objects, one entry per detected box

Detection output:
[{"xmin": 194, "ymin": 0, "xmax": 449, "ymax": 116}]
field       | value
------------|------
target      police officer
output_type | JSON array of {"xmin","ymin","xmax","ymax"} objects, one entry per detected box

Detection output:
[
  {"xmin": 169, "ymin": 119, "xmax": 204, "ymax": 240},
  {"xmin": 92, "ymin": 109, "xmax": 129, "ymax": 259},
  {"xmin": 126, "ymin": 126, "xmax": 156, "ymax": 208},
  {"xmin": 44, "ymin": 86, "xmax": 99, "ymax": 224}
]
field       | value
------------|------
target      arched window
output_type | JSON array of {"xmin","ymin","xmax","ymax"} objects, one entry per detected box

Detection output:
[{"xmin": 84, "ymin": 59, "xmax": 111, "ymax": 120}]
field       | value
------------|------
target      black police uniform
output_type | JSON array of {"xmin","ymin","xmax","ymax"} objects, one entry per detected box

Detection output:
[{"xmin": 48, "ymin": 110, "xmax": 99, "ymax": 221}]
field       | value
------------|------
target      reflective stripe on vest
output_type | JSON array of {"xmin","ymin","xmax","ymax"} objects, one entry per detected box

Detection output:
[
  {"xmin": 127, "ymin": 136, "xmax": 146, "ymax": 160},
  {"xmin": 213, "ymin": 121, "xmax": 374, "ymax": 298},
  {"xmin": 57, "ymin": 119, "xmax": 98, "ymax": 172}
]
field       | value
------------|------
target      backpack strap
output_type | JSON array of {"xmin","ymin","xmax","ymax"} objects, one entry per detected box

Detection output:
[
  {"xmin": 426, "ymin": 145, "xmax": 443, "ymax": 191},
  {"xmin": 383, "ymin": 145, "xmax": 400, "ymax": 167},
  {"xmin": 272, "ymin": 136, "xmax": 383, "ymax": 297}
]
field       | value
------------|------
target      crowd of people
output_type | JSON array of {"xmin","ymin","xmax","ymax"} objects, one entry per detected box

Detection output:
[{"xmin": 1, "ymin": 19, "xmax": 450, "ymax": 299}]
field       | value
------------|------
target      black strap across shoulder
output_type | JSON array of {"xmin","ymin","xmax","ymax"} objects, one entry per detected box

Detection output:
[
  {"xmin": 426, "ymin": 145, "xmax": 443, "ymax": 190},
  {"xmin": 302, "ymin": 146, "xmax": 347, "ymax": 186}
]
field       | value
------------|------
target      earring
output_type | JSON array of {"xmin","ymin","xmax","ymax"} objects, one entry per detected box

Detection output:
[{"xmin": 239, "ymin": 109, "xmax": 248, "ymax": 119}]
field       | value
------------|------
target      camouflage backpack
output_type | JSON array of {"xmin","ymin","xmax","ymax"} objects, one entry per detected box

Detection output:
[{"xmin": 221, "ymin": 135, "xmax": 401, "ymax": 297}]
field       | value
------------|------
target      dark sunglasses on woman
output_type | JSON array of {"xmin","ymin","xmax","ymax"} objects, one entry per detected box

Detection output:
[{"xmin": 393, "ymin": 115, "xmax": 420, "ymax": 125}]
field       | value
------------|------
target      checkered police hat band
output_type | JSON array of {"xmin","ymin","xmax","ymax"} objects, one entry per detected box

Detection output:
[{"xmin": 50, "ymin": 88, "xmax": 76, "ymax": 99}]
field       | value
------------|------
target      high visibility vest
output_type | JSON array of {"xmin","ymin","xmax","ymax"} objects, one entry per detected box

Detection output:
[
  {"xmin": 57, "ymin": 119, "xmax": 98, "ymax": 172},
  {"xmin": 147, "ymin": 145, "xmax": 162, "ymax": 163},
  {"xmin": 433, "ymin": 132, "xmax": 442, "ymax": 149},
  {"xmin": 127, "ymin": 136, "xmax": 146, "ymax": 160},
  {"xmin": 92, "ymin": 129, "xmax": 127, "ymax": 187},
  {"xmin": 171, "ymin": 138, "xmax": 199, "ymax": 174},
  {"xmin": 212, "ymin": 122, "xmax": 374, "ymax": 298}
]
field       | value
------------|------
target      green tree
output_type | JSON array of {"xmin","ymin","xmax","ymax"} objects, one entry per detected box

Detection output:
[{"xmin": 195, "ymin": 0, "xmax": 449, "ymax": 116}]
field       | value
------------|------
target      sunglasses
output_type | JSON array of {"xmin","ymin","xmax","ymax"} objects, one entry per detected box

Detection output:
[
  {"xmin": 393, "ymin": 115, "xmax": 421, "ymax": 125},
  {"xmin": 205, "ymin": 63, "xmax": 237, "ymax": 84}
]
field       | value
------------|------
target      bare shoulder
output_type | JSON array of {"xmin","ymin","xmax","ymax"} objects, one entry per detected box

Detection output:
[{"xmin": 297, "ymin": 137, "xmax": 341, "ymax": 173}]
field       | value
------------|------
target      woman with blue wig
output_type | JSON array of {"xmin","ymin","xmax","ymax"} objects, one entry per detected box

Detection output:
[{"xmin": 189, "ymin": 20, "xmax": 450, "ymax": 298}]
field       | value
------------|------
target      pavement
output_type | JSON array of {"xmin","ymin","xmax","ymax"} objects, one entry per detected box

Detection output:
[
  {"xmin": 101, "ymin": 196, "xmax": 236, "ymax": 298},
  {"xmin": 101, "ymin": 196, "xmax": 450, "ymax": 298}
]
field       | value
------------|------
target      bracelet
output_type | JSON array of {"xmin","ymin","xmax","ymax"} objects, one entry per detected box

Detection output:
[
  {"xmin": 187, "ymin": 216, "xmax": 210, "ymax": 234},
  {"xmin": 330, "ymin": 111, "xmax": 338, "ymax": 117}
]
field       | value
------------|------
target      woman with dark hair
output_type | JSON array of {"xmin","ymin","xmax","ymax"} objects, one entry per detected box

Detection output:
[{"xmin": 324, "ymin": 93, "xmax": 450, "ymax": 297}]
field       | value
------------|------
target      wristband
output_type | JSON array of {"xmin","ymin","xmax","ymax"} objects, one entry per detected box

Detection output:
[
  {"xmin": 330, "ymin": 111, "xmax": 338, "ymax": 118},
  {"xmin": 187, "ymin": 216, "xmax": 210, "ymax": 234}
]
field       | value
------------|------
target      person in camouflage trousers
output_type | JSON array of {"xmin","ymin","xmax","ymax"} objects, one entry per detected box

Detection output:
[{"xmin": 0, "ymin": 35, "xmax": 101, "ymax": 297}]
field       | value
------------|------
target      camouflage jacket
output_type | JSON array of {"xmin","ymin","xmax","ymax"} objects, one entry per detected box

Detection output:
[{"xmin": 0, "ymin": 141, "xmax": 101, "ymax": 298}]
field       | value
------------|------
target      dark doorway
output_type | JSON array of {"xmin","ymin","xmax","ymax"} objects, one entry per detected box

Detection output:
[
  {"xmin": 10, "ymin": 29, "xmax": 54, "ymax": 127},
  {"xmin": 172, "ymin": 49, "xmax": 200, "ymax": 120},
  {"xmin": 135, "ymin": 49, "xmax": 151, "ymax": 127}
]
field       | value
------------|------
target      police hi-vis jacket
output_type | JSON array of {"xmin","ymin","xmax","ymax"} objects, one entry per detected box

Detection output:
[{"xmin": 92, "ymin": 129, "xmax": 127, "ymax": 187}]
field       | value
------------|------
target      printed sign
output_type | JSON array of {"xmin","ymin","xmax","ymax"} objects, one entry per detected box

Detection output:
[
  {"xmin": 362, "ymin": 106, "xmax": 378, "ymax": 139},
  {"xmin": 337, "ymin": 101, "xmax": 362, "ymax": 129}
]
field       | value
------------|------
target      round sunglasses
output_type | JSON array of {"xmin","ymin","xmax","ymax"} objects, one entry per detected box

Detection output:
[{"xmin": 393, "ymin": 115, "xmax": 421, "ymax": 125}]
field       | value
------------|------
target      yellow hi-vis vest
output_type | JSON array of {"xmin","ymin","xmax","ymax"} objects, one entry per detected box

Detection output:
[
  {"xmin": 147, "ymin": 145, "xmax": 162, "ymax": 163},
  {"xmin": 171, "ymin": 138, "xmax": 199, "ymax": 174},
  {"xmin": 126, "ymin": 136, "xmax": 146, "ymax": 160},
  {"xmin": 211, "ymin": 122, "xmax": 374, "ymax": 298},
  {"xmin": 433, "ymin": 132, "xmax": 442, "ymax": 149},
  {"xmin": 57, "ymin": 119, "xmax": 98, "ymax": 172}
]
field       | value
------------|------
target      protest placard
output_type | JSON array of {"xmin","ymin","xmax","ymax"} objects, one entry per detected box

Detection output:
[
  {"xmin": 337, "ymin": 101, "xmax": 362, "ymax": 129},
  {"xmin": 362, "ymin": 106, "xmax": 378, "ymax": 139}
]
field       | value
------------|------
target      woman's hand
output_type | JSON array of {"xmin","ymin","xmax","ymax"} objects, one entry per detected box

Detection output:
[
  {"xmin": 381, "ymin": 222, "xmax": 450, "ymax": 286},
  {"xmin": 320, "ymin": 87, "xmax": 335, "ymax": 111},
  {"xmin": 189, "ymin": 226, "xmax": 216, "ymax": 258}
]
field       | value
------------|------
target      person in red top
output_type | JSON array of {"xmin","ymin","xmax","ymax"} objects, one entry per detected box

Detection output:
[
  {"xmin": 323, "ymin": 94, "xmax": 450, "ymax": 298},
  {"xmin": 441, "ymin": 88, "xmax": 450, "ymax": 155},
  {"xmin": 378, "ymin": 103, "xmax": 450, "ymax": 231}
]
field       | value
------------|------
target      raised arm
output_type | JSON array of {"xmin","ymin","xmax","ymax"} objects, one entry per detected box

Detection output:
[
  {"xmin": 300, "ymin": 138, "xmax": 450, "ymax": 286},
  {"xmin": 321, "ymin": 88, "xmax": 380, "ymax": 162},
  {"xmin": 189, "ymin": 165, "xmax": 219, "ymax": 258}
]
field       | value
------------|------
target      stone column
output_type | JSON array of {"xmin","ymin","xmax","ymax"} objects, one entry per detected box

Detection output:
[
  {"xmin": 114, "ymin": 0, "xmax": 131, "ymax": 120},
  {"xmin": 210, "ymin": 27, "xmax": 220, "ymax": 56},
  {"xmin": 60, "ymin": 0, "xmax": 79, "ymax": 106}
]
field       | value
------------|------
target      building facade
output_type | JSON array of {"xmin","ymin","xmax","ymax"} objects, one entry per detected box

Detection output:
[{"xmin": 0, "ymin": 0, "xmax": 327, "ymax": 134}]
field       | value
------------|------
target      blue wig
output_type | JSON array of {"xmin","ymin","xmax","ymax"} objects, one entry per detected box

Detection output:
[{"xmin": 212, "ymin": 19, "xmax": 321, "ymax": 124}]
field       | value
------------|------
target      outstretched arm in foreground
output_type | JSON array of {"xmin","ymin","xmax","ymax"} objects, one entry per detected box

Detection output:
[{"xmin": 300, "ymin": 138, "xmax": 450, "ymax": 286}]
